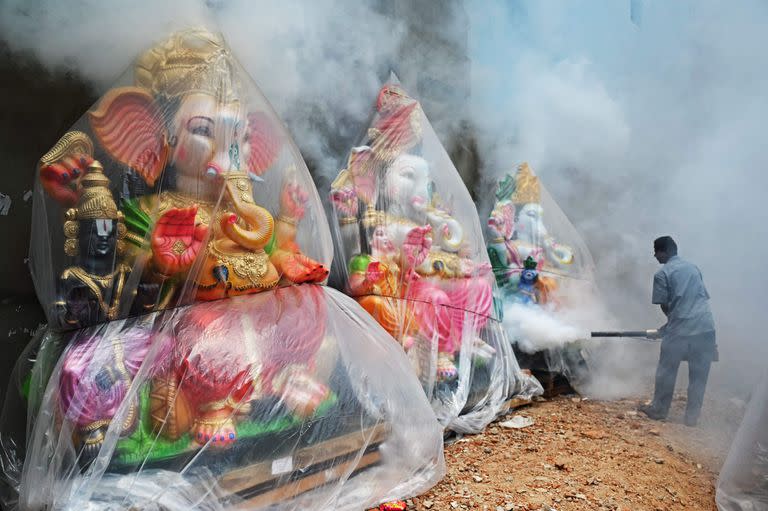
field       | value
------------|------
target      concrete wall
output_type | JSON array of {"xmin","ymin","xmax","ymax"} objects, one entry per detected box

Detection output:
[{"xmin": 0, "ymin": 42, "xmax": 96, "ymax": 401}]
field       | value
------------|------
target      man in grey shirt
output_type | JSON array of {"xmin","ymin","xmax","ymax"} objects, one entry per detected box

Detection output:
[{"xmin": 639, "ymin": 236, "xmax": 717, "ymax": 426}]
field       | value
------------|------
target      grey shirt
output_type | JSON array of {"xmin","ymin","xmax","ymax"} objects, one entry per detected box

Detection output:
[{"xmin": 652, "ymin": 255, "xmax": 716, "ymax": 338}]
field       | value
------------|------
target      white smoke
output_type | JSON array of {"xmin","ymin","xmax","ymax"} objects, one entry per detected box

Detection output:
[
  {"xmin": 503, "ymin": 302, "xmax": 588, "ymax": 353},
  {"xmin": 0, "ymin": 0, "xmax": 404, "ymax": 188},
  {"xmin": 468, "ymin": 0, "xmax": 768, "ymax": 399}
]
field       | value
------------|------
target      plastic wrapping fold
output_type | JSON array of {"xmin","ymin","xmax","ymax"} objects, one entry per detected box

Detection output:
[
  {"xmin": 329, "ymin": 76, "xmax": 536, "ymax": 432},
  {"xmin": 487, "ymin": 164, "xmax": 608, "ymax": 389},
  {"xmin": 716, "ymin": 372, "xmax": 768, "ymax": 510},
  {"xmin": 1, "ymin": 28, "xmax": 444, "ymax": 510}
]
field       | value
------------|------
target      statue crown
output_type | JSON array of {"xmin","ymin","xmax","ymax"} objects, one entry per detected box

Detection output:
[
  {"xmin": 511, "ymin": 162, "xmax": 541, "ymax": 205},
  {"xmin": 72, "ymin": 161, "xmax": 119, "ymax": 221},
  {"xmin": 135, "ymin": 28, "xmax": 241, "ymax": 103},
  {"xmin": 523, "ymin": 255, "xmax": 538, "ymax": 270}
]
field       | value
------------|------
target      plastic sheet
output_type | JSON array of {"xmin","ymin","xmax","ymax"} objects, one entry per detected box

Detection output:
[
  {"xmin": 1, "ymin": 29, "xmax": 444, "ymax": 510},
  {"xmin": 329, "ymin": 77, "xmax": 535, "ymax": 432},
  {"xmin": 716, "ymin": 371, "xmax": 768, "ymax": 510},
  {"xmin": 486, "ymin": 164, "xmax": 605, "ymax": 389}
]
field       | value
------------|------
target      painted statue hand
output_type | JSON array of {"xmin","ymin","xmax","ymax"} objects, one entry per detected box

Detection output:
[
  {"xmin": 280, "ymin": 181, "xmax": 309, "ymax": 221},
  {"xmin": 402, "ymin": 225, "xmax": 432, "ymax": 269},
  {"xmin": 329, "ymin": 187, "xmax": 359, "ymax": 218},
  {"xmin": 151, "ymin": 206, "xmax": 208, "ymax": 276},
  {"xmin": 365, "ymin": 261, "xmax": 384, "ymax": 284},
  {"xmin": 40, "ymin": 154, "xmax": 93, "ymax": 206}
]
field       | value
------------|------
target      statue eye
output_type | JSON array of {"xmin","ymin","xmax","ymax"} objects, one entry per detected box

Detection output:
[
  {"xmin": 401, "ymin": 167, "xmax": 415, "ymax": 179},
  {"xmin": 188, "ymin": 117, "xmax": 214, "ymax": 138}
]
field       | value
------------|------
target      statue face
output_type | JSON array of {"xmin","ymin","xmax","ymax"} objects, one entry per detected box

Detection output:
[
  {"xmin": 383, "ymin": 154, "xmax": 430, "ymax": 220},
  {"xmin": 516, "ymin": 203, "xmax": 547, "ymax": 241},
  {"xmin": 520, "ymin": 268, "xmax": 538, "ymax": 285},
  {"xmin": 79, "ymin": 219, "xmax": 116, "ymax": 259},
  {"xmin": 170, "ymin": 93, "xmax": 248, "ymax": 186}
]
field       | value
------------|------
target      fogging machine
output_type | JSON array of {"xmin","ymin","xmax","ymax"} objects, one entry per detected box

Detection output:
[{"xmin": 590, "ymin": 330, "xmax": 660, "ymax": 341}]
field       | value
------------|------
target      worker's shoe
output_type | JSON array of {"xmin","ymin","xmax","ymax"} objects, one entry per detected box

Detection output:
[
  {"xmin": 684, "ymin": 414, "xmax": 699, "ymax": 427},
  {"xmin": 638, "ymin": 404, "xmax": 667, "ymax": 421}
]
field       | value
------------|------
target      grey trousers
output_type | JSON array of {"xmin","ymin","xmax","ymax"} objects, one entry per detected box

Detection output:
[{"xmin": 651, "ymin": 331, "xmax": 716, "ymax": 421}]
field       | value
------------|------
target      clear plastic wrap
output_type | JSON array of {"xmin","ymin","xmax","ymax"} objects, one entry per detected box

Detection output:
[
  {"xmin": 487, "ymin": 163, "xmax": 605, "ymax": 389},
  {"xmin": 329, "ymin": 77, "xmax": 532, "ymax": 432},
  {"xmin": 2, "ymin": 29, "xmax": 444, "ymax": 510},
  {"xmin": 716, "ymin": 371, "xmax": 768, "ymax": 510}
]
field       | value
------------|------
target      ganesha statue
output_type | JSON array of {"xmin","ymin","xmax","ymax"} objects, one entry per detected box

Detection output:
[
  {"xmin": 487, "ymin": 163, "xmax": 573, "ymax": 304},
  {"xmin": 34, "ymin": 29, "xmax": 331, "ymax": 457},
  {"xmin": 331, "ymin": 82, "xmax": 493, "ymax": 386}
]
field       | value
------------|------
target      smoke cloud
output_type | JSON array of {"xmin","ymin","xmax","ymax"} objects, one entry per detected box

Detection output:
[
  {"xmin": 468, "ymin": 0, "xmax": 768, "ymax": 400},
  {"xmin": 503, "ymin": 303, "xmax": 589, "ymax": 354},
  {"xmin": 0, "ymin": 0, "xmax": 404, "ymax": 191}
]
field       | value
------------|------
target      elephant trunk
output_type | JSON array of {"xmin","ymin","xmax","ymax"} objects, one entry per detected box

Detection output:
[
  {"xmin": 221, "ymin": 173, "xmax": 274, "ymax": 251},
  {"xmin": 428, "ymin": 211, "xmax": 463, "ymax": 252}
]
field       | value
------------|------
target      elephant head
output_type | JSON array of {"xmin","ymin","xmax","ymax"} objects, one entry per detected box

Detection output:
[
  {"xmin": 515, "ymin": 203, "xmax": 573, "ymax": 267},
  {"xmin": 381, "ymin": 153, "xmax": 464, "ymax": 253},
  {"xmin": 515, "ymin": 203, "xmax": 548, "ymax": 245},
  {"xmin": 87, "ymin": 30, "xmax": 281, "ymax": 252},
  {"xmin": 381, "ymin": 153, "xmax": 431, "ymax": 223}
]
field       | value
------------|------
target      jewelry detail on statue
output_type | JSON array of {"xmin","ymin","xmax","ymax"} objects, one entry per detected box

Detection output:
[
  {"xmin": 82, "ymin": 419, "xmax": 112, "ymax": 432},
  {"xmin": 172, "ymin": 240, "xmax": 187, "ymax": 255},
  {"xmin": 277, "ymin": 215, "xmax": 298, "ymax": 226},
  {"xmin": 63, "ymin": 220, "xmax": 79, "ymax": 239},
  {"xmin": 61, "ymin": 264, "xmax": 129, "ymax": 320},
  {"xmin": 64, "ymin": 239, "xmax": 79, "ymax": 257},
  {"xmin": 208, "ymin": 241, "xmax": 269, "ymax": 286},
  {"xmin": 39, "ymin": 131, "xmax": 94, "ymax": 167},
  {"xmin": 160, "ymin": 192, "xmax": 214, "ymax": 225}
]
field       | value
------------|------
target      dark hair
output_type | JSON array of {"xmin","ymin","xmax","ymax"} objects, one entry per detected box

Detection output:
[{"xmin": 654, "ymin": 236, "xmax": 678, "ymax": 255}]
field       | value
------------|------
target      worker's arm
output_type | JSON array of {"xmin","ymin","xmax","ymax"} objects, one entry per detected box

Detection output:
[
  {"xmin": 652, "ymin": 271, "xmax": 670, "ymax": 334},
  {"xmin": 652, "ymin": 271, "xmax": 669, "ymax": 306}
]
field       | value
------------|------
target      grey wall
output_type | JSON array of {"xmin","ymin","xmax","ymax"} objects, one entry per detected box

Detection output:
[{"xmin": 0, "ymin": 42, "xmax": 96, "ymax": 402}]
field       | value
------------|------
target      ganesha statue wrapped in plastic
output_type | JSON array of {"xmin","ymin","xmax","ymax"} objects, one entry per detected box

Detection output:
[
  {"xmin": 1, "ymin": 30, "xmax": 444, "ymax": 511},
  {"xmin": 487, "ymin": 163, "xmax": 576, "ymax": 306},
  {"xmin": 487, "ymin": 163, "xmax": 606, "ymax": 393},
  {"xmin": 330, "ymin": 77, "xmax": 535, "ymax": 432}
]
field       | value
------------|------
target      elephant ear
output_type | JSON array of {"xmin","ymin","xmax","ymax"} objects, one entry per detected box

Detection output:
[
  {"xmin": 501, "ymin": 202, "xmax": 516, "ymax": 239},
  {"xmin": 348, "ymin": 146, "xmax": 377, "ymax": 205},
  {"xmin": 89, "ymin": 87, "xmax": 168, "ymax": 186},
  {"xmin": 246, "ymin": 112, "xmax": 281, "ymax": 177}
]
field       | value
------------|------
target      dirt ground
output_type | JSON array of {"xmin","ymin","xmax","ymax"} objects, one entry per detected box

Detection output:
[{"xmin": 391, "ymin": 393, "xmax": 744, "ymax": 511}]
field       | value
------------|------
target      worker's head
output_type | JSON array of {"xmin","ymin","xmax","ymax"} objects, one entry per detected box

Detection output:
[{"xmin": 653, "ymin": 236, "xmax": 677, "ymax": 264}]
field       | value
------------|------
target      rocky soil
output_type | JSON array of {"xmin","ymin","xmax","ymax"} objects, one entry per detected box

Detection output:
[{"xmin": 383, "ymin": 393, "xmax": 744, "ymax": 511}]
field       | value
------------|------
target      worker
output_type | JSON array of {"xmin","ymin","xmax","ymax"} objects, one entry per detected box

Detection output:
[{"xmin": 639, "ymin": 236, "xmax": 717, "ymax": 427}]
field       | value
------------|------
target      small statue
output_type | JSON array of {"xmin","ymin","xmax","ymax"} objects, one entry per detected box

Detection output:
[
  {"xmin": 54, "ymin": 160, "xmax": 131, "ymax": 328},
  {"xmin": 516, "ymin": 256, "xmax": 540, "ymax": 305}
]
